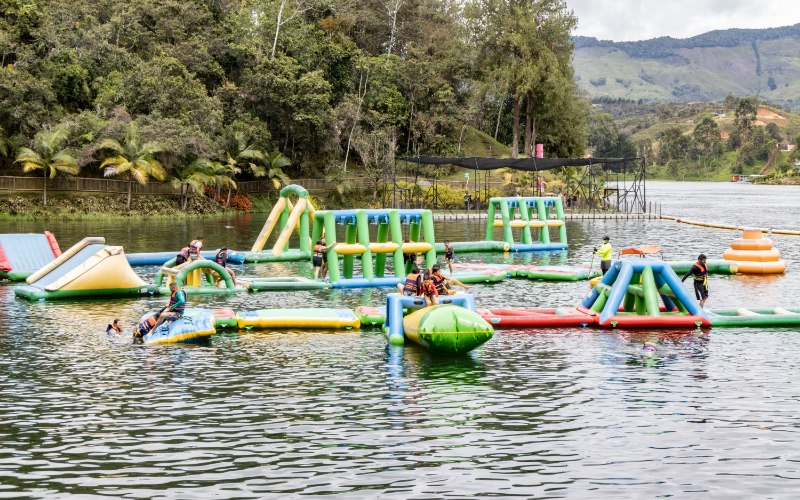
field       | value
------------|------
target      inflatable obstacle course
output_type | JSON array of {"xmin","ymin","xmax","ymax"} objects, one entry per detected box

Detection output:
[
  {"xmin": 722, "ymin": 228, "xmax": 787, "ymax": 274},
  {"xmin": 140, "ymin": 308, "xmax": 236, "ymax": 344},
  {"xmin": 479, "ymin": 307, "xmax": 594, "ymax": 327},
  {"xmin": 486, "ymin": 196, "xmax": 568, "ymax": 252},
  {"xmin": 311, "ymin": 208, "xmax": 436, "ymax": 286},
  {"xmin": 581, "ymin": 259, "xmax": 712, "ymax": 328},
  {"xmin": 382, "ymin": 293, "xmax": 493, "ymax": 353},
  {"xmin": 705, "ymin": 307, "xmax": 800, "ymax": 327},
  {"xmin": 0, "ymin": 232, "xmax": 61, "ymax": 281},
  {"xmin": 236, "ymin": 308, "xmax": 360, "ymax": 329},
  {"xmin": 244, "ymin": 184, "xmax": 316, "ymax": 263},
  {"xmin": 452, "ymin": 262, "xmax": 601, "ymax": 282},
  {"xmin": 156, "ymin": 258, "xmax": 247, "ymax": 294},
  {"xmin": 126, "ymin": 249, "xmax": 245, "ymax": 266},
  {"xmin": 14, "ymin": 238, "xmax": 156, "ymax": 300}
]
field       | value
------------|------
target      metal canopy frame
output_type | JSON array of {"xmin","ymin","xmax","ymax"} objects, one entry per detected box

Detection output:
[{"xmin": 382, "ymin": 156, "xmax": 646, "ymax": 215}]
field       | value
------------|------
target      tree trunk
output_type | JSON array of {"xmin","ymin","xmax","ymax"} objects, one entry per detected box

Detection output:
[
  {"xmin": 511, "ymin": 84, "xmax": 520, "ymax": 159},
  {"xmin": 225, "ymin": 186, "xmax": 232, "ymax": 208},
  {"xmin": 127, "ymin": 177, "xmax": 132, "ymax": 209},
  {"xmin": 524, "ymin": 96, "xmax": 532, "ymax": 157},
  {"xmin": 271, "ymin": 0, "xmax": 287, "ymax": 60},
  {"xmin": 43, "ymin": 170, "xmax": 47, "ymax": 207},
  {"xmin": 494, "ymin": 90, "xmax": 504, "ymax": 141}
]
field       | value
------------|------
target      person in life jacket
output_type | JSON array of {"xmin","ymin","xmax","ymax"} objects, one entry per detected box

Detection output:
[
  {"xmin": 594, "ymin": 236, "xmax": 613, "ymax": 275},
  {"xmin": 152, "ymin": 282, "xmax": 187, "ymax": 330},
  {"xmin": 214, "ymin": 247, "xmax": 237, "ymax": 286},
  {"xmin": 418, "ymin": 271, "xmax": 439, "ymax": 307},
  {"xmin": 396, "ymin": 267, "xmax": 422, "ymax": 296},
  {"xmin": 176, "ymin": 246, "xmax": 191, "ymax": 266},
  {"xmin": 312, "ymin": 239, "xmax": 337, "ymax": 281},
  {"xmin": 188, "ymin": 236, "xmax": 203, "ymax": 260},
  {"xmin": 681, "ymin": 254, "xmax": 709, "ymax": 307},
  {"xmin": 429, "ymin": 264, "xmax": 471, "ymax": 295},
  {"xmin": 443, "ymin": 240, "xmax": 455, "ymax": 274},
  {"xmin": 402, "ymin": 239, "xmax": 418, "ymax": 272},
  {"xmin": 106, "ymin": 319, "xmax": 123, "ymax": 336},
  {"xmin": 133, "ymin": 315, "xmax": 158, "ymax": 339}
]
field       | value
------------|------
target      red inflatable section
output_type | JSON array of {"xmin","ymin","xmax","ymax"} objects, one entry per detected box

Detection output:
[
  {"xmin": 478, "ymin": 308, "xmax": 596, "ymax": 327},
  {"xmin": 356, "ymin": 306, "xmax": 382, "ymax": 317},
  {"xmin": 0, "ymin": 242, "xmax": 10, "ymax": 272},
  {"xmin": 44, "ymin": 231, "xmax": 61, "ymax": 257}
]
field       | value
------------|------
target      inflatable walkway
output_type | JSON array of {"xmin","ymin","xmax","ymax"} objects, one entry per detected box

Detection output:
[
  {"xmin": 14, "ymin": 237, "xmax": 157, "ymax": 300},
  {"xmin": 0, "ymin": 232, "xmax": 61, "ymax": 281}
]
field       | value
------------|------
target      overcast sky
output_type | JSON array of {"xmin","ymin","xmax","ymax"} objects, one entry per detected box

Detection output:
[{"xmin": 569, "ymin": 0, "xmax": 800, "ymax": 41}]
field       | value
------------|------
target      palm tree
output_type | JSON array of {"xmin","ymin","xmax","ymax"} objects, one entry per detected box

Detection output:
[
  {"xmin": 225, "ymin": 131, "xmax": 265, "ymax": 177},
  {"xmin": 97, "ymin": 124, "xmax": 166, "ymax": 209},
  {"xmin": 170, "ymin": 162, "xmax": 212, "ymax": 211},
  {"xmin": 15, "ymin": 128, "xmax": 79, "ymax": 207},
  {"xmin": 263, "ymin": 151, "xmax": 291, "ymax": 194},
  {"xmin": 195, "ymin": 159, "xmax": 239, "ymax": 207}
]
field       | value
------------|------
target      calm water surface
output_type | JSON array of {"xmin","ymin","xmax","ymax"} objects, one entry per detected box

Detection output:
[{"xmin": 1, "ymin": 182, "xmax": 799, "ymax": 498}]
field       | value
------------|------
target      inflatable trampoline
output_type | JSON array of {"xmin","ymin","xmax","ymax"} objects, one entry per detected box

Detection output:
[{"xmin": 0, "ymin": 232, "xmax": 61, "ymax": 281}]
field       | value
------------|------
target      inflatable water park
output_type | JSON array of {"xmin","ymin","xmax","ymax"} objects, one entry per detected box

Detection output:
[{"xmin": 2, "ymin": 183, "xmax": 798, "ymax": 353}]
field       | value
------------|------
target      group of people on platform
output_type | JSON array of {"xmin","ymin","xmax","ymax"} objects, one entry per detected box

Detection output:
[{"xmin": 396, "ymin": 241, "xmax": 471, "ymax": 307}]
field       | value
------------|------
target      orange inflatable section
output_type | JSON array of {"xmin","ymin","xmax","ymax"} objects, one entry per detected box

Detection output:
[
  {"xmin": 723, "ymin": 248, "xmax": 782, "ymax": 262},
  {"xmin": 722, "ymin": 228, "xmax": 786, "ymax": 274}
]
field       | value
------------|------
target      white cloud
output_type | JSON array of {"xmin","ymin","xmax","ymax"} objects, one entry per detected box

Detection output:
[{"xmin": 568, "ymin": 0, "xmax": 800, "ymax": 41}]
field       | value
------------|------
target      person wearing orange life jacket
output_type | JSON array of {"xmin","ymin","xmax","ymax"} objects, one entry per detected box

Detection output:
[
  {"xmin": 106, "ymin": 319, "xmax": 123, "ymax": 336},
  {"xmin": 396, "ymin": 267, "xmax": 422, "ymax": 296},
  {"xmin": 133, "ymin": 315, "xmax": 158, "ymax": 339},
  {"xmin": 176, "ymin": 246, "xmax": 191, "ymax": 266},
  {"xmin": 681, "ymin": 254, "xmax": 709, "ymax": 308},
  {"xmin": 312, "ymin": 239, "xmax": 337, "ymax": 281},
  {"xmin": 152, "ymin": 282, "xmax": 187, "ymax": 331},
  {"xmin": 188, "ymin": 236, "xmax": 203, "ymax": 260},
  {"xmin": 213, "ymin": 247, "xmax": 237, "ymax": 286},
  {"xmin": 429, "ymin": 264, "xmax": 471, "ymax": 295},
  {"xmin": 418, "ymin": 271, "xmax": 439, "ymax": 307}
]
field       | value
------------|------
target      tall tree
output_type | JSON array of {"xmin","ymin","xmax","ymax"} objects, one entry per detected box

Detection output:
[
  {"xmin": 15, "ymin": 128, "xmax": 79, "ymax": 207},
  {"xmin": 97, "ymin": 124, "xmax": 166, "ymax": 209}
]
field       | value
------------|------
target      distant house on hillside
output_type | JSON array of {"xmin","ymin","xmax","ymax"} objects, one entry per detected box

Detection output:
[
  {"xmin": 681, "ymin": 119, "xmax": 694, "ymax": 125},
  {"xmin": 778, "ymin": 143, "xmax": 796, "ymax": 152},
  {"xmin": 720, "ymin": 131, "xmax": 730, "ymax": 139}
]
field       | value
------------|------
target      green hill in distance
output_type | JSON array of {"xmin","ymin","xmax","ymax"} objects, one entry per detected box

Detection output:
[{"xmin": 574, "ymin": 24, "xmax": 800, "ymax": 105}]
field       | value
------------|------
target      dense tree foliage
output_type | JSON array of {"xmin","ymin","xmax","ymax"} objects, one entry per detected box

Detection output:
[
  {"xmin": 0, "ymin": 0, "xmax": 588, "ymax": 191},
  {"xmin": 575, "ymin": 23, "xmax": 800, "ymax": 59}
]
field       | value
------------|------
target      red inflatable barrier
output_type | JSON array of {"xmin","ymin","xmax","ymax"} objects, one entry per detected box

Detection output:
[
  {"xmin": 478, "ymin": 308, "xmax": 596, "ymax": 327},
  {"xmin": 44, "ymin": 231, "xmax": 61, "ymax": 257}
]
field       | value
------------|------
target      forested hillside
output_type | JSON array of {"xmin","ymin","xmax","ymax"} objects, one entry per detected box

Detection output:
[
  {"xmin": 574, "ymin": 24, "xmax": 800, "ymax": 105},
  {"xmin": 0, "ymin": 0, "xmax": 588, "ymax": 194}
]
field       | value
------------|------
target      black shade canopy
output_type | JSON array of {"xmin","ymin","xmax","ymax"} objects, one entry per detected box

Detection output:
[{"xmin": 397, "ymin": 156, "xmax": 639, "ymax": 172}]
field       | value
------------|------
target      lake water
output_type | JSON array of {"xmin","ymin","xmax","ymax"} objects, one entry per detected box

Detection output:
[{"xmin": 1, "ymin": 181, "xmax": 799, "ymax": 499}]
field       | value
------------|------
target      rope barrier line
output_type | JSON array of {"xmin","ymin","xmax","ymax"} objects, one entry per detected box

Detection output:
[{"xmin": 661, "ymin": 216, "xmax": 800, "ymax": 235}]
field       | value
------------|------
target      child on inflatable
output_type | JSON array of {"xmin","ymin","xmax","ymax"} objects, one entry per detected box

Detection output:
[
  {"xmin": 443, "ymin": 240, "xmax": 455, "ymax": 274},
  {"xmin": 313, "ymin": 239, "xmax": 337, "ymax": 281},
  {"xmin": 418, "ymin": 271, "xmax": 439, "ymax": 307},
  {"xmin": 430, "ymin": 264, "xmax": 471, "ymax": 295},
  {"xmin": 397, "ymin": 267, "xmax": 422, "ymax": 296}
]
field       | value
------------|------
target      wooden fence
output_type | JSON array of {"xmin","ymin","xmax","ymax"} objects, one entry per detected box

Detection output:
[{"xmin": 0, "ymin": 175, "xmax": 505, "ymax": 195}]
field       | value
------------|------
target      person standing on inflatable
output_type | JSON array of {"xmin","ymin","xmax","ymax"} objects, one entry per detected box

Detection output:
[
  {"xmin": 681, "ymin": 254, "xmax": 709, "ymax": 308},
  {"xmin": 594, "ymin": 236, "xmax": 613, "ymax": 275}
]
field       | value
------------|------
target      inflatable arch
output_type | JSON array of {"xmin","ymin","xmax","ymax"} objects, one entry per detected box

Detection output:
[
  {"xmin": 310, "ymin": 209, "xmax": 436, "ymax": 286},
  {"xmin": 486, "ymin": 196, "xmax": 568, "ymax": 251}
]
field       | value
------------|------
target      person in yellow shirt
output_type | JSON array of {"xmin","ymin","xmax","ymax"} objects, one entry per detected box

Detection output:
[{"xmin": 595, "ymin": 236, "xmax": 612, "ymax": 275}]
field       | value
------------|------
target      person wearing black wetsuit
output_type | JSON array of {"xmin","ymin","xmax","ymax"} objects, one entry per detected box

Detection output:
[{"xmin": 681, "ymin": 254, "xmax": 709, "ymax": 308}]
